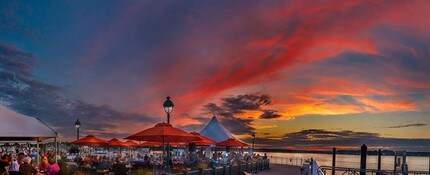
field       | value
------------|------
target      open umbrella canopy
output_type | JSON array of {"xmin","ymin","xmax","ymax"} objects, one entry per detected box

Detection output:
[
  {"xmin": 125, "ymin": 122, "xmax": 201, "ymax": 143},
  {"xmin": 108, "ymin": 138, "xmax": 127, "ymax": 147},
  {"xmin": 72, "ymin": 135, "xmax": 108, "ymax": 146},
  {"xmin": 124, "ymin": 140, "xmax": 139, "ymax": 147},
  {"xmin": 217, "ymin": 138, "xmax": 248, "ymax": 147},
  {"xmin": 189, "ymin": 132, "xmax": 217, "ymax": 146},
  {"xmin": 139, "ymin": 141, "xmax": 162, "ymax": 147}
]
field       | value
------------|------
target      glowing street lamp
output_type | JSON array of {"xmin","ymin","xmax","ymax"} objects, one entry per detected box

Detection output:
[{"xmin": 163, "ymin": 96, "xmax": 174, "ymax": 124}]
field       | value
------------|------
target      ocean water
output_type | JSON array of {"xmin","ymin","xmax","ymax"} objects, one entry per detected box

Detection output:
[{"xmin": 255, "ymin": 152, "xmax": 430, "ymax": 172}]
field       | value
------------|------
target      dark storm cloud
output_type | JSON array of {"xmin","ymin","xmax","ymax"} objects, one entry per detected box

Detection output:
[
  {"xmin": 259, "ymin": 110, "xmax": 282, "ymax": 119},
  {"xmin": 283, "ymin": 129, "xmax": 379, "ymax": 141},
  {"xmin": 221, "ymin": 94, "xmax": 271, "ymax": 115},
  {"xmin": 200, "ymin": 93, "xmax": 278, "ymax": 134},
  {"xmin": 178, "ymin": 123, "xmax": 205, "ymax": 133},
  {"xmin": 0, "ymin": 44, "xmax": 156, "ymax": 139},
  {"xmin": 244, "ymin": 129, "xmax": 430, "ymax": 151},
  {"xmin": 386, "ymin": 123, "xmax": 426, "ymax": 129},
  {"xmin": 203, "ymin": 94, "xmax": 272, "ymax": 118}
]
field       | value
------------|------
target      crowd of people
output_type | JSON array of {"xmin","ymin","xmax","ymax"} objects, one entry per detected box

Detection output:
[
  {"xmin": 0, "ymin": 151, "xmax": 62, "ymax": 175},
  {"xmin": 209, "ymin": 152, "xmax": 267, "ymax": 168},
  {"xmin": 0, "ymin": 145, "xmax": 269, "ymax": 174},
  {"xmin": 69, "ymin": 150, "xmax": 268, "ymax": 173}
]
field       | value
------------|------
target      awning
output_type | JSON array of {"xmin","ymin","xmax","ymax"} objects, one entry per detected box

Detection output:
[{"xmin": 0, "ymin": 105, "xmax": 57, "ymax": 141}]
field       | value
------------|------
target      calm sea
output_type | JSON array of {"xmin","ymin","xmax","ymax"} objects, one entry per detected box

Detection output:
[{"xmin": 255, "ymin": 152, "xmax": 430, "ymax": 172}]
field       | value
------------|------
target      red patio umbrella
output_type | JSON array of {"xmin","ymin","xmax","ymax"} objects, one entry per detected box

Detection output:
[
  {"xmin": 139, "ymin": 141, "xmax": 161, "ymax": 147},
  {"xmin": 139, "ymin": 141, "xmax": 187, "ymax": 147},
  {"xmin": 72, "ymin": 135, "xmax": 109, "ymax": 146},
  {"xmin": 108, "ymin": 138, "xmax": 127, "ymax": 147},
  {"xmin": 125, "ymin": 122, "xmax": 202, "ymax": 167},
  {"xmin": 124, "ymin": 140, "xmax": 139, "ymax": 147},
  {"xmin": 124, "ymin": 122, "xmax": 201, "ymax": 143},
  {"xmin": 216, "ymin": 138, "xmax": 248, "ymax": 147}
]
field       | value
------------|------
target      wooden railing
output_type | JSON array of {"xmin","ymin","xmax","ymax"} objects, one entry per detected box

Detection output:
[{"xmin": 319, "ymin": 166, "xmax": 430, "ymax": 175}]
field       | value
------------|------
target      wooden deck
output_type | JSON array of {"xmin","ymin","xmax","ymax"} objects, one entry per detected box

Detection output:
[{"xmin": 258, "ymin": 164, "xmax": 301, "ymax": 175}]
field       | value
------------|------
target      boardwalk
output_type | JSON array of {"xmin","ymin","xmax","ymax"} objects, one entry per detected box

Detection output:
[{"xmin": 258, "ymin": 164, "xmax": 301, "ymax": 175}]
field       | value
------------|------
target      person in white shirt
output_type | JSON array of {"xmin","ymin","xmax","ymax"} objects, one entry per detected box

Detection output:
[{"xmin": 9, "ymin": 157, "xmax": 23, "ymax": 171}]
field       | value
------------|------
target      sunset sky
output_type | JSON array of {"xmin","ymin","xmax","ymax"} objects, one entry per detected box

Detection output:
[{"xmin": 1, "ymin": 0, "xmax": 429, "ymax": 151}]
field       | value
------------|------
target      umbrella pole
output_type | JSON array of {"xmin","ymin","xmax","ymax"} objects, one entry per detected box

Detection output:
[
  {"xmin": 162, "ymin": 136, "xmax": 165, "ymax": 172},
  {"xmin": 36, "ymin": 139, "xmax": 40, "ymax": 166},
  {"xmin": 167, "ymin": 142, "xmax": 170, "ymax": 173}
]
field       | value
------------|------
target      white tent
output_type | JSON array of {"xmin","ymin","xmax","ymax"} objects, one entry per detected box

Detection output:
[
  {"xmin": 0, "ymin": 105, "xmax": 57, "ymax": 141},
  {"xmin": 200, "ymin": 115, "xmax": 235, "ymax": 142},
  {"xmin": 0, "ymin": 105, "xmax": 58, "ymax": 164}
]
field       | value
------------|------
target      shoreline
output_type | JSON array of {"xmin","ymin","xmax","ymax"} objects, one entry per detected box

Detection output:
[{"xmin": 255, "ymin": 149, "xmax": 430, "ymax": 157}]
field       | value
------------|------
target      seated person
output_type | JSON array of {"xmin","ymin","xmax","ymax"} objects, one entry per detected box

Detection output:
[
  {"xmin": 46, "ymin": 157, "xmax": 60, "ymax": 175},
  {"xmin": 38, "ymin": 156, "xmax": 50, "ymax": 172},
  {"xmin": 0, "ymin": 154, "xmax": 10, "ymax": 174},
  {"xmin": 113, "ymin": 163, "xmax": 127, "ymax": 175},
  {"xmin": 19, "ymin": 157, "xmax": 38, "ymax": 175},
  {"xmin": 10, "ymin": 157, "xmax": 24, "ymax": 172}
]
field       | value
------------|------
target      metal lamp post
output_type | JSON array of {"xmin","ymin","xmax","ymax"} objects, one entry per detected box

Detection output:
[
  {"xmin": 75, "ymin": 119, "xmax": 81, "ymax": 140},
  {"xmin": 163, "ymin": 96, "xmax": 174, "ymax": 173},
  {"xmin": 251, "ymin": 133, "xmax": 255, "ymax": 153}
]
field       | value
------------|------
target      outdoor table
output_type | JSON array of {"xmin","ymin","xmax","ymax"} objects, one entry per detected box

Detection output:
[{"xmin": 96, "ymin": 169, "xmax": 109, "ymax": 174}]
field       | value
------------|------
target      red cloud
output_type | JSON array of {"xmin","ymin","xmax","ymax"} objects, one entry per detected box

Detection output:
[{"xmin": 73, "ymin": 0, "xmax": 430, "ymax": 125}]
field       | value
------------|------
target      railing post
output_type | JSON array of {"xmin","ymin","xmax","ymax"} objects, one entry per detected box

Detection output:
[
  {"xmin": 402, "ymin": 151, "xmax": 407, "ymax": 175},
  {"xmin": 377, "ymin": 149, "xmax": 382, "ymax": 175},
  {"xmin": 260, "ymin": 161, "xmax": 262, "ymax": 171},
  {"xmin": 256, "ymin": 161, "xmax": 259, "ymax": 171},
  {"xmin": 223, "ymin": 165, "xmax": 226, "ymax": 175},
  {"xmin": 229, "ymin": 165, "xmax": 232, "ymax": 175},
  {"xmin": 199, "ymin": 168, "xmax": 203, "ymax": 175},
  {"xmin": 332, "ymin": 147, "xmax": 336, "ymax": 175},
  {"xmin": 360, "ymin": 144, "xmax": 367, "ymax": 175},
  {"xmin": 212, "ymin": 166, "xmax": 216, "ymax": 175},
  {"xmin": 311, "ymin": 158, "xmax": 314, "ymax": 175}
]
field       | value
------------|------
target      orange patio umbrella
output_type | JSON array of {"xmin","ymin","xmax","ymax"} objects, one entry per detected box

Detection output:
[
  {"xmin": 108, "ymin": 138, "xmax": 127, "ymax": 147},
  {"xmin": 139, "ymin": 141, "xmax": 161, "ymax": 147},
  {"xmin": 124, "ymin": 140, "xmax": 139, "ymax": 147},
  {"xmin": 72, "ymin": 135, "xmax": 109, "ymax": 146},
  {"xmin": 125, "ymin": 122, "xmax": 201, "ymax": 169},
  {"xmin": 189, "ymin": 132, "xmax": 217, "ymax": 146},
  {"xmin": 216, "ymin": 138, "xmax": 248, "ymax": 147},
  {"xmin": 124, "ymin": 122, "xmax": 201, "ymax": 143},
  {"xmin": 125, "ymin": 122, "xmax": 201, "ymax": 147},
  {"xmin": 137, "ymin": 141, "xmax": 184, "ymax": 147}
]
